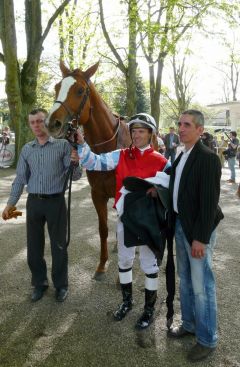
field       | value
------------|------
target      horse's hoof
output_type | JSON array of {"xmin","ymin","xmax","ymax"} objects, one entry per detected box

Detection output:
[{"xmin": 93, "ymin": 271, "xmax": 107, "ymax": 281}]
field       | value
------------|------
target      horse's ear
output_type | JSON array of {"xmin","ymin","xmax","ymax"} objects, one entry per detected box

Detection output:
[
  {"xmin": 59, "ymin": 60, "xmax": 71, "ymax": 77},
  {"xmin": 83, "ymin": 62, "xmax": 99, "ymax": 80}
]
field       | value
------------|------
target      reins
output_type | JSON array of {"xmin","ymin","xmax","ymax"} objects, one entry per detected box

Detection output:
[
  {"xmin": 62, "ymin": 161, "xmax": 76, "ymax": 247},
  {"xmin": 88, "ymin": 117, "xmax": 121, "ymax": 147}
]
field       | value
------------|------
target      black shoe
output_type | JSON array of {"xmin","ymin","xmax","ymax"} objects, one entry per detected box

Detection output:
[
  {"xmin": 168, "ymin": 324, "xmax": 195, "ymax": 338},
  {"xmin": 55, "ymin": 288, "xmax": 68, "ymax": 302},
  {"xmin": 31, "ymin": 286, "xmax": 47, "ymax": 302},
  {"xmin": 113, "ymin": 301, "xmax": 133, "ymax": 321},
  {"xmin": 135, "ymin": 308, "xmax": 154, "ymax": 330},
  {"xmin": 187, "ymin": 343, "xmax": 216, "ymax": 362}
]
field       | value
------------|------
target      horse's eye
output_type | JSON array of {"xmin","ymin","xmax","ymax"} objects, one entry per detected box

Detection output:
[{"xmin": 78, "ymin": 87, "xmax": 84, "ymax": 95}]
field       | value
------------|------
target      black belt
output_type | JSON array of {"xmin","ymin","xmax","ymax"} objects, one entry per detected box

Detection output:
[{"xmin": 28, "ymin": 193, "xmax": 62, "ymax": 199}]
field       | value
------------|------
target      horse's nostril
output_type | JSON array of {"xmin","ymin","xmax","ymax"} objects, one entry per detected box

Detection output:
[{"xmin": 55, "ymin": 120, "xmax": 62, "ymax": 129}]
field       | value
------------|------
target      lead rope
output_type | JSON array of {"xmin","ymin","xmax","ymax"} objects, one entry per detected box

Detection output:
[{"xmin": 62, "ymin": 160, "xmax": 79, "ymax": 248}]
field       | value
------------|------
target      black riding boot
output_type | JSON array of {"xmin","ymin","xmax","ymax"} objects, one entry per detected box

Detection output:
[
  {"xmin": 136, "ymin": 273, "xmax": 158, "ymax": 330},
  {"xmin": 113, "ymin": 282, "xmax": 133, "ymax": 321},
  {"xmin": 136, "ymin": 289, "xmax": 157, "ymax": 329}
]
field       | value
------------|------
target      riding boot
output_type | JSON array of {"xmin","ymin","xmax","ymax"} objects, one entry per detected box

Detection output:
[
  {"xmin": 136, "ymin": 273, "xmax": 158, "ymax": 330},
  {"xmin": 114, "ymin": 268, "xmax": 133, "ymax": 321}
]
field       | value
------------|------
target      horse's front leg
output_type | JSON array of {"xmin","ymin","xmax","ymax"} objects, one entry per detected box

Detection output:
[{"xmin": 91, "ymin": 190, "xmax": 109, "ymax": 281}]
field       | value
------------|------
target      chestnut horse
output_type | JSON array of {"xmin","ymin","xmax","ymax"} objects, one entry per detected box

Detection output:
[{"xmin": 46, "ymin": 62, "xmax": 131, "ymax": 280}]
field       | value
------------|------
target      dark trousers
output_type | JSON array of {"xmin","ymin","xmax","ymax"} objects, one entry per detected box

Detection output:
[
  {"xmin": 165, "ymin": 149, "xmax": 176, "ymax": 163},
  {"xmin": 26, "ymin": 195, "xmax": 68, "ymax": 289}
]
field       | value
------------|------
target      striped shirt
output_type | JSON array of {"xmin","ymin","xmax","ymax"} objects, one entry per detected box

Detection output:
[
  {"xmin": 8, "ymin": 137, "xmax": 81, "ymax": 206},
  {"xmin": 78, "ymin": 142, "xmax": 171, "ymax": 171}
]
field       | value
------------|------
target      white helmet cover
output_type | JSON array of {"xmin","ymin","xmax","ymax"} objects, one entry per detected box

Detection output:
[{"xmin": 128, "ymin": 113, "xmax": 157, "ymax": 134}]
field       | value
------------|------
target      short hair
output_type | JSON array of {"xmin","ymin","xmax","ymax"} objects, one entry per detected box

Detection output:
[
  {"xmin": 29, "ymin": 108, "xmax": 48, "ymax": 116},
  {"xmin": 181, "ymin": 109, "xmax": 205, "ymax": 127},
  {"xmin": 230, "ymin": 131, "xmax": 237, "ymax": 137}
]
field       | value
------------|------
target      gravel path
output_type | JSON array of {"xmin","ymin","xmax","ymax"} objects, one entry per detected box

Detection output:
[{"xmin": 0, "ymin": 165, "xmax": 239, "ymax": 367}]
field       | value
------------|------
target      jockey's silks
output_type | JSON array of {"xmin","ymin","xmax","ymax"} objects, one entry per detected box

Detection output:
[{"xmin": 114, "ymin": 146, "xmax": 167, "ymax": 207}]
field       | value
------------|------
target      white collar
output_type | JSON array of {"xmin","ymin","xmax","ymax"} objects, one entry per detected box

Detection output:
[{"xmin": 138, "ymin": 144, "xmax": 151, "ymax": 152}]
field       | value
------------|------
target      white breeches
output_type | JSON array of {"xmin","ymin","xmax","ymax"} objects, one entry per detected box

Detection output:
[{"xmin": 117, "ymin": 219, "xmax": 159, "ymax": 275}]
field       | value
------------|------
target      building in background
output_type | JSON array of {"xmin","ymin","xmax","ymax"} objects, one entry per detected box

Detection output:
[{"xmin": 206, "ymin": 101, "xmax": 240, "ymax": 130}]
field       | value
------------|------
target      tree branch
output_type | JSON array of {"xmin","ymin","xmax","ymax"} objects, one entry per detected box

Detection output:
[
  {"xmin": 98, "ymin": 0, "xmax": 126, "ymax": 74},
  {"xmin": 41, "ymin": 0, "xmax": 72, "ymax": 43}
]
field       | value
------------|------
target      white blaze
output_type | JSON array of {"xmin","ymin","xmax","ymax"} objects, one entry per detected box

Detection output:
[{"xmin": 46, "ymin": 76, "xmax": 76, "ymax": 125}]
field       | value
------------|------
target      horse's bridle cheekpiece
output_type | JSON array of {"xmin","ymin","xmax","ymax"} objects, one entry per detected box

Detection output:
[
  {"xmin": 54, "ymin": 77, "xmax": 120, "ymax": 148},
  {"xmin": 54, "ymin": 78, "xmax": 91, "ymax": 128}
]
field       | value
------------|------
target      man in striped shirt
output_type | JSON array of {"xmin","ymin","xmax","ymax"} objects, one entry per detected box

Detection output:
[{"xmin": 2, "ymin": 108, "xmax": 81, "ymax": 303}]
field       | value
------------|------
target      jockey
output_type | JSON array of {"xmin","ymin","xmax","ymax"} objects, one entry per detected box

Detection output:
[{"xmin": 76, "ymin": 113, "xmax": 171, "ymax": 329}]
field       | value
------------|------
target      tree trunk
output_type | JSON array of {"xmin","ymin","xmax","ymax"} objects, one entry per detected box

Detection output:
[
  {"xmin": 0, "ymin": 0, "xmax": 23, "ymax": 159},
  {"xmin": 151, "ymin": 58, "xmax": 164, "ymax": 126},
  {"xmin": 149, "ymin": 63, "xmax": 155, "ymax": 116},
  {"xmin": 0, "ymin": 0, "xmax": 71, "ymax": 161},
  {"xmin": 126, "ymin": 0, "xmax": 137, "ymax": 117}
]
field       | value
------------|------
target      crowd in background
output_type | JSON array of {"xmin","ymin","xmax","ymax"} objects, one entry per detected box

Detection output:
[
  {"xmin": 157, "ymin": 126, "xmax": 240, "ymax": 166},
  {"xmin": 157, "ymin": 126, "xmax": 240, "ymax": 197}
]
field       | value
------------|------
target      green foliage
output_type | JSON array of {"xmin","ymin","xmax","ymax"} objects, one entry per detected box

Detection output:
[
  {"xmin": 112, "ymin": 74, "xmax": 150, "ymax": 116},
  {"xmin": 96, "ymin": 71, "xmax": 149, "ymax": 117},
  {"xmin": 36, "ymin": 63, "xmax": 55, "ymax": 110},
  {"xmin": 56, "ymin": 0, "xmax": 100, "ymax": 70}
]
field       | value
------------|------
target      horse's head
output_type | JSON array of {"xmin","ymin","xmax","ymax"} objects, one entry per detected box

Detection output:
[{"xmin": 46, "ymin": 61, "xmax": 99, "ymax": 138}]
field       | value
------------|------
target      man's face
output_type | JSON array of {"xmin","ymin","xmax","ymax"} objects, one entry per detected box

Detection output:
[
  {"xmin": 29, "ymin": 112, "xmax": 48, "ymax": 138},
  {"xmin": 170, "ymin": 128, "xmax": 174, "ymax": 134},
  {"xmin": 178, "ymin": 114, "xmax": 203, "ymax": 148},
  {"xmin": 131, "ymin": 128, "xmax": 152, "ymax": 148}
]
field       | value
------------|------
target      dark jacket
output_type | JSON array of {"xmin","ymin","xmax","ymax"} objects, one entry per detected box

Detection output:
[
  {"xmin": 121, "ymin": 176, "xmax": 176, "ymax": 322},
  {"xmin": 164, "ymin": 133, "xmax": 180, "ymax": 152},
  {"xmin": 120, "ymin": 177, "xmax": 171, "ymax": 262},
  {"xmin": 169, "ymin": 140, "xmax": 224, "ymax": 245}
]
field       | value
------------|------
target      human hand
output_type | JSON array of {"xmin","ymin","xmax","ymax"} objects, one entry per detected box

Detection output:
[
  {"xmin": 2, "ymin": 205, "xmax": 14, "ymax": 220},
  {"xmin": 191, "ymin": 240, "xmax": 205, "ymax": 259},
  {"xmin": 75, "ymin": 129, "xmax": 85, "ymax": 145},
  {"xmin": 2, "ymin": 205, "xmax": 22, "ymax": 220},
  {"xmin": 70, "ymin": 148, "xmax": 80, "ymax": 164},
  {"xmin": 146, "ymin": 187, "xmax": 158, "ymax": 198}
]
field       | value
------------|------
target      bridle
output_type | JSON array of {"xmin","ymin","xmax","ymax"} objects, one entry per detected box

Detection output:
[
  {"xmin": 54, "ymin": 77, "xmax": 121, "ymax": 148},
  {"xmin": 54, "ymin": 79, "xmax": 91, "ymax": 129},
  {"xmin": 90, "ymin": 118, "xmax": 121, "ymax": 147}
]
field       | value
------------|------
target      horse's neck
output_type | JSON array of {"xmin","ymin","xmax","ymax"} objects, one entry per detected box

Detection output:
[{"xmin": 84, "ymin": 86, "xmax": 118, "ymax": 153}]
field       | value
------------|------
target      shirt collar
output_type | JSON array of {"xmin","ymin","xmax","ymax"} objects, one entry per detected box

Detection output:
[
  {"xmin": 138, "ymin": 144, "xmax": 151, "ymax": 152},
  {"xmin": 30, "ymin": 136, "xmax": 55, "ymax": 146},
  {"xmin": 182, "ymin": 144, "xmax": 194, "ymax": 156}
]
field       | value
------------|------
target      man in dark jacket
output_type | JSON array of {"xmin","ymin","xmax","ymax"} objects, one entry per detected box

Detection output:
[
  {"xmin": 164, "ymin": 126, "xmax": 180, "ymax": 163},
  {"xmin": 168, "ymin": 110, "xmax": 224, "ymax": 362}
]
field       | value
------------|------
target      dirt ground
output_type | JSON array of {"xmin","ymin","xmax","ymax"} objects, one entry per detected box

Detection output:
[{"xmin": 0, "ymin": 165, "xmax": 239, "ymax": 367}]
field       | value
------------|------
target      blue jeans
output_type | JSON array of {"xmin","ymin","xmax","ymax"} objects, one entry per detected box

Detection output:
[
  {"xmin": 175, "ymin": 218, "xmax": 217, "ymax": 348},
  {"xmin": 228, "ymin": 156, "xmax": 236, "ymax": 181}
]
